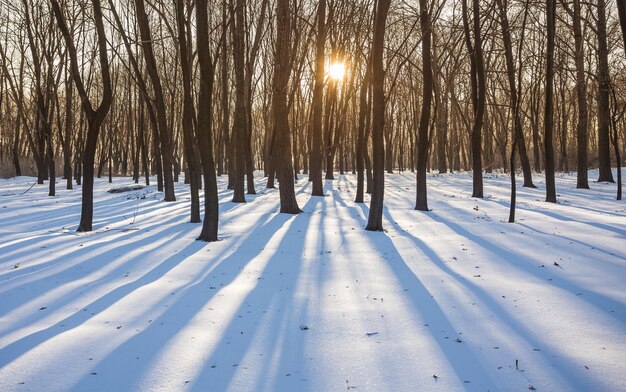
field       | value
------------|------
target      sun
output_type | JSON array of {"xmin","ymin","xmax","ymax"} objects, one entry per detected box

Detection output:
[{"xmin": 328, "ymin": 62, "xmax": 346, "ymax": 81}]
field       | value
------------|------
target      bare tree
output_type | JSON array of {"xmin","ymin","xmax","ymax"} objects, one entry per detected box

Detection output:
[
  {"xmin": 196, "ymin": 0, "xmax": 220, "ymax": 241},
  {"xmin": 309, "ymin": 0, "xmax": 326, "ymax": 197},
  {"xmin": 365, "ymin": 0, "xmax": 391, "ymax": 231},
  {"xmin": 271, "ymin": 0, "xmax": 300, "ymax": 214},
  {"xmin": 415, "ymin": 0, "xmax": 432, "ymax": 211},
  {"xmin": 544, "ymin": 0, "xmax": 556, "ymax": 202},
  {"xmin": 50, "ymin": 0, "xmax": 112, "ymax": 232}
]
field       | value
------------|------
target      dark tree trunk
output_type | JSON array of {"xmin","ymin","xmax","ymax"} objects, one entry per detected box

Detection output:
[
  {"xmin": 12, "ymin": 115, "xmax": 21, "ymax": 177},
  {"xmin": 231, "ymin": 0, "xmax": 247, "ymax": 203},
  {"xmin": 573, "ymin": 0, "xmax": 589, "ymax": 189},
  {"xmin": 596, "ymin": 0, "xmax": 614, "ymax": 183},
  {"xmin": 544, "ymin": 0, "xmax": 557, "ymax": 202},
  {"xmin": 415, "ymin": 0, "xmax": 432, "ymax": 211},
  {"xmin": 134, "ymin": 0, "xmax": 176, "ymax": 201},
  {"xmin": 504, "ymin": 0, "xmax": 530, "ymax": 221},
  {"xmin": 365, "ymin": 93, "xmax": 373, "ymax": 194},
  {"xmin": 462, "ymin": 0, "xmax": 484, "ymax": 198},
  {"xmin": 272, "ymin": 0, "xmax": 300, "ymax": 214},
  {"xmin": 496, "ymin": 0, "xmax": 535, "ymax": 188},
  {"xmin": 196, "ymin": 0, "xmax": 220, "ymax": 242},
  {"xmin": 176, "ymin": 0, "xmax": 200, "ymax": 222},
  {"xmin": 309, "ymin": 0, "xmax": 326, "ymax": 196},
  {"xmin": 365, "ymin": 0, "xmax": 391, "ymax": 232},
  {"xmin": 355, "ymin": 62, "xmax": 370, "ymax": 204},
  {"xmin": 218, "ymin": 0, "xmax": 229, "ymax": 177},
  {"xmin": 63, "ymin": 77, "xmax": 73, "ymax": 190},
  {"xmin": 609, "ymin": 91, "xmax": 622, "ymax": 200},
  {"xmin": 51, "ymin": 0, "xmax": 112, "ymax": 232}
]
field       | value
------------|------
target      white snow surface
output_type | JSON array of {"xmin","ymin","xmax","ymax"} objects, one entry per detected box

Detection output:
[{"xmin": 0, "ymin": 170, "xmax": 624, "ymax": 392}]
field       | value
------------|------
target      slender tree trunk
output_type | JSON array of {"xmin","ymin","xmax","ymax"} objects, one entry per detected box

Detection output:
[
  {"xmin": 196, "ymin": 0, "xmax": 220, "ymax": 241},
  {"xmin": 355, "ymin": 63, "xmax": 369, "ymax": 203},
  {"xmin": 309, "ymin": 0, "xmax": 326, "ymax": 196},
  {"xmin": 415, "ymin": 0, "xmax": 432, "ymax": 211},
  {"xmin": 462, "ymin": 0, "xmax": 484, "ymax": 198},
  {"xmin": 63, "ymin": 76, "xmax": 73, "ymax": 189},
  {"xmin": 134, "ymin": 0, "xmax": 176, "ymax": 201},
  {"xmin": 12, "ymin": 114, "xmax": 21, "ymax": 177},
  {"xmin": 496, "ymin": 0, "xmax": 535, "ymax": 188},
  {"xmin": 609, "ymin": 90, "xmax": 622, "ymax": 200},
  {"xmin": 272, "ymin": 0, "xmax": 300, "ymax": 214},
  {"xmin": 544, "ymin": 0, "xmax": 557, "ymax": 202},
  {"xmin": 51, "ymin": 0, "xmax": 112, "ymax": 232},
  {"xmin": 573, "ymin": 0, "xmax": 589, "ymax": 189},
  {"xmin": 231, "ymin": 0, "xmax": 247, "ymax": 202},
  {"xmin": 365, "ymin": 0, "xmax": 391, "ymax": 231},
  {"xmin": 176, "ymin": 0, "xmax": 200, "ymax": 222},
  {"xmin": 596, "ymin": 0, "xmax": 614, "ymax": 183},
  {"xmin": 218, "ymin": 0, "xmax": 229, "ymax": 177}
]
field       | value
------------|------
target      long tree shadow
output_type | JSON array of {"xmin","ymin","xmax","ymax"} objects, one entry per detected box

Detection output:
[
  {"xmin": 383, "ymin": 207, "xmax": 612, "ymax": 391},
  {"xmin": 0, "ymin": 239, "xmax": 207, "ymax": 370},
  {"xmin": 0, "ymin": 187, "xmax": 286, "ymax": 368},
  {"xmin": 69, "ymin": 207, "xmax": 304, "ymax": 391},
  {"xmin": 0, "ymin": 200, "xmax": 189, "ymax": 273},
  {"xmin": 188, "ymin": 197, "xmax": 321, "ymax": 391},
  {"xmin": 516, "ymin": 222, "xmax": 625, "ymax": 261},
  {"xmin": 352, "ymin": 208, "xmax": 499, "ymax": 390},
  {"xmin": 334, "ymin": 177, "xmax": 498, "ymax": 387},
  {"xmin": 478, "ymin": 196, "xmax": 626, "ymax": 238},
  {"xmin": 0, "ymin": 205, "xmax": 191, "ymax": 297},
  {"xmin": 0, "ymin": 220, "xmax": 194, "ymax": 341},
  {"xmin": 422, "ymin": 209, "xmax": 626, "ymax": 322},
  {"xmin": 1, "ymin": 174, "xmax": 290, "ymax": 293}
]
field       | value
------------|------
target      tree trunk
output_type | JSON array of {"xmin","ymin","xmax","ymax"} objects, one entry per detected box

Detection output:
[
  {"xmin": 573, "ymin": 0, "xmax": 589, "ymax": 189},
  {"xmin": 175, "ymin": 0, "xmax": 200, "ymax": 222},
  {"xmin": 196, "ymin": 0, "xmax": 220, "ymax": 242},
  {"xmin": 310, "ymin": 0, "xmax": 326, "ymax": 196},
  {"xmin": 272, "ymin": 0, "xmax": 300, "ymax": 214},
  {"xmin": 596, "ymin": 0, "xmax": 614, "ymax": 183},
  {"xmin": 544, "ymin": 0, "xmax": 557, "ymax": 202},
  {"xmin": 231, "ymin": 0, "xmax": 247, "ymax": 203},
  {"xmin": 51, "ymin": 0, "xmax": 112, "ymax": 232},
  {"xmin": 462, "ymin": 0, "xmax": 484, "ymax": 198},
  {"xmin": 134, "ymin": 0, "xmax": 176, "ymax": 201},
  {"xmin": 355, "ymin": 62, "xmax": 370, "ymax": 203},
  {"xmin": 618, "ymin": 0, "xmax": 626, "ymax": 50},
  {"xmin": 365, "ymin": 0, "xmax": 391, "ymax": 231},
  {"xmin": 415, "ymin": 0, "xmax": 432, "ymax": 211}
]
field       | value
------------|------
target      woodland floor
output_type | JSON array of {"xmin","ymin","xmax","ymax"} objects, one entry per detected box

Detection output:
[{"xmin": 0, "ymin": 169, "xmax": 624, "ymax": 392}]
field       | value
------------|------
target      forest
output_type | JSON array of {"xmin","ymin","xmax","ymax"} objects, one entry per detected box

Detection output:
[{"xmin": 0, "ymin": 0, "xmax": 625, "ymax": 391}]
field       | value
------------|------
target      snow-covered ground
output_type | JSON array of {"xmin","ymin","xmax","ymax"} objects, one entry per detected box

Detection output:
[{"xmin": 0, "ymin": 170, "xmax": 624, "ymax": 392}]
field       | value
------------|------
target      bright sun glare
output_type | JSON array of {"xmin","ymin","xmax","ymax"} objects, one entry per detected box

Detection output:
[{"xmin": 328, "ymin": 62, "xmax": 346, "ymax": 81}]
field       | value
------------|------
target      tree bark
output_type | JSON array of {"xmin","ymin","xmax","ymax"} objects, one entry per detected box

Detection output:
[
  {"xmin": 573, "ymin": 0, "xmax": 589, "ymax": 189},
  {"xmin": 309, "ymin": 0, "xmax": 326, "ymax": 196},
  {"xmin": 415, "ymin": 0, "xmax": 432, "ymax": 211},
  {"xmin": 175, "ymin": 0, "xmax": 200, "ymax": 222},
  {"xmin": 596, "ymin": 0, "xmax": 614, "ymax": 183},
  {"xmin": 544, "ymin": 0, "xmax": 557, "ymax": 202},
  {"xmin": 462, "ymin": 0, "xmax": 484, "ymax": 198},
  {"xmin": 51, "ymin": 0, "xmax": 112, "ymax": 232},
  {"xmin": 272, "ymin": 0, "xmax": 300, "ymax": 214},
  {"xmin": 196, "ymin": 0, "xmax": 220, "ymax": 242},
  {"xmin": 365, "ymin": 0, "xmax": 391, "ymax": 232},
  {"xmin": 495, "ymin": 0, "xmax": 535, "ymax": 188},
  {"xmin": 231, "ymin": 0, "xmax": 247, "ymax": 203},
  {"xmin": 355, "ymin": 61, "xmax": 370, "ymax": 203},
  {"xmin": 134, "ymin": 0, "xmax": 176, "ymax": 201}
]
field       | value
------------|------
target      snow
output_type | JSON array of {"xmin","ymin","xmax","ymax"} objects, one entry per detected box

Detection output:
[{"xmin": 0, "ymin": 170, "xmax": 624, "ymax": 392}]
